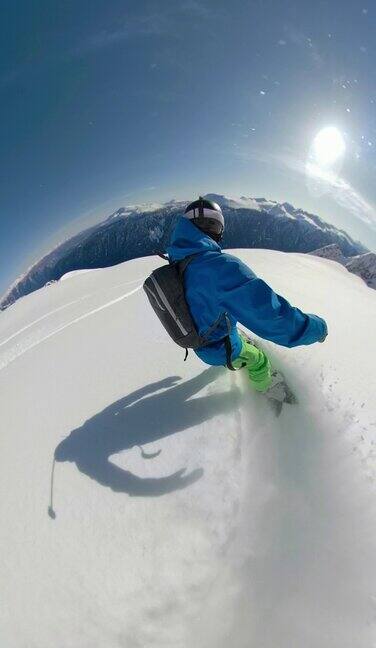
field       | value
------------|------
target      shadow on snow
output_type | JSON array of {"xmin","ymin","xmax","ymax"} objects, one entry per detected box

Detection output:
[{"xmin": 54, "ymin": 366, "xmax": 239, "ymax": 497}]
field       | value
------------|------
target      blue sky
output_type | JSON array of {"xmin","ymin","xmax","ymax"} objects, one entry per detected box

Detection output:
[{"xmin": 1, "ymin": 0, "xmax": 376, "ymax": 295}]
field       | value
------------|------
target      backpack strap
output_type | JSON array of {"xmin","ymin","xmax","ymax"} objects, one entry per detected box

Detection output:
[
  {"xmin": 157, "ymin": 252, "xmax": 199, "ymax": 273},
  {"xmin": 171, "ymin": 255, "xmax": 243, "ymax": 372},
  {"xmin": 224, "ymin": 336, "xmax": 235, "ymax": 371},
  {"xmin": 200, "ymin": 312, "xmax": 224, "ymax": 342},
  {"xmin": 223, "ymin": 313, "xmax": 236, "ymax": 371},
  {"xmin": 202, "ymin": 312, "xmax": 242, "ymax": 371},
  {"xmin": 177, "ymin": 253, "xmax": 199, "ymax": 275}
]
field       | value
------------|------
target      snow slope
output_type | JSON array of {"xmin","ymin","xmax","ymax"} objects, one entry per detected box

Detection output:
[{"xmin": 0, "ymin": 250, "xmax": 376, "ymax": 648}]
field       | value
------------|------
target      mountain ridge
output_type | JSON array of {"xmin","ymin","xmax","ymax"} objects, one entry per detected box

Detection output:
[
  {"xmin": 309, "ymin": 244, "xmax": 376, "ymax": 288},
  {"xmin": 1, "ymin": 194, "xmax": 368, "ymax": 310}
]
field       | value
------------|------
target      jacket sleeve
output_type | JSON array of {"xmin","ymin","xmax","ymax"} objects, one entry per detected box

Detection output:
[{"xmin": 218, "ymin": 256, "xmax": 328, "ymax": 348}]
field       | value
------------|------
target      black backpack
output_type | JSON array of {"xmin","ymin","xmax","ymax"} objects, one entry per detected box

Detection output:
[{"xmin": 143, "ymin": 254, "xmax": 236, "ymax": 369}]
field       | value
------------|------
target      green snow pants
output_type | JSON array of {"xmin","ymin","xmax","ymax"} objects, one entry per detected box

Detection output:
[{"xmin": 232, "ymin": 333, "xmax": 272, "ymax": 392}]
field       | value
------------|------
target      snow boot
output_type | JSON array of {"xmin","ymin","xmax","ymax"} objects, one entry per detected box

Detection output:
[
  {"xmin": 263, "ymin": 369, "xmax": 297, "ymax": 416},
  {"xmin": 234, "ymin": 329, "xmax": 297, "ymax": 415}
]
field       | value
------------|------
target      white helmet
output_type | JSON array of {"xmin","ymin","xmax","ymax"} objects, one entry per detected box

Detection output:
[{"xmin": 184, "ymin": 196, "xmax": 224, "ymax": 241}]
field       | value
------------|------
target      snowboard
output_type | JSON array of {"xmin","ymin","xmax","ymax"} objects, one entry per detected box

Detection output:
[{"xmin": 238, "ymin": 328, "xmax": 298, "ymax": 416}]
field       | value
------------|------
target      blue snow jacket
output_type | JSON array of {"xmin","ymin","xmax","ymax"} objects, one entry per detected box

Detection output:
[{"xmin": 167, "ymin": 217, "xmax": 328, "ymax": 366}]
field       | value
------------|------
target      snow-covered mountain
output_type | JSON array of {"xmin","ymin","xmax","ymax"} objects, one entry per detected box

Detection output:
[
  {"xmin": 309, "ymin": 243, "xmax": 348, "ymax": 265},
  {"xmin": 309, "ymin": 244, "xmax": 376, "ymax": 289},
  {"xmin": 105, "ymin": 200, "xmax": 185, "ymax": 221},
  {"xmin": 0, "ymin": 194, "xmax": 367, "ymax": 310},
  {"xmin": 1, "ymin": 249, "xmax": 376, "ymax": 648},
  {"xmin": 345, "ymin": 252, "xmax": 376, "ymax": 289}
]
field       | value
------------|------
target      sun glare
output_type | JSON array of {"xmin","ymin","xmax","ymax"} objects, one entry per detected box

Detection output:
[{"xmin": 312, "ymin": 126, "xmax": 346, "ymax": 167}]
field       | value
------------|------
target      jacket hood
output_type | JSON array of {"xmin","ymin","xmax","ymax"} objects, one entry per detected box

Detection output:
[{"xmin": 167, "ymin": 217, "xmax": 221, "ymax": 262}]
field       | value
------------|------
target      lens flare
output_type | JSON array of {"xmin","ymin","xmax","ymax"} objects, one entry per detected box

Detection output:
[{"xmin": 312, "ymin": 127, "xmax": 346, "ymax": 167}]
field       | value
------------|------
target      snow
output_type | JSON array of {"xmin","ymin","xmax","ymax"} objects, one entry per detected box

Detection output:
[
  {"xmin": 1, "ymin": 250, "xmax": 376, "ymax": 648},
  {"xmin": 204, "ymin": 194, "xmax": 301, "ymax": 218},
  {"xmin": 60, "ymin": 268, "xmax": 99, "ymax": 281},
  {"xmin": 103, "ymin": 201, "xmax": 191, "ymax": 226},
  {"xmin": 149, "ymin": 225, "xmax": 164, "ymax": 242},
  {"xmin": 204, "ymin": 193, "xmax": 263, "ymax": 211},
  {"xmin": 107, "ymin": 202, "xmax": 170, "ymax": 219}
]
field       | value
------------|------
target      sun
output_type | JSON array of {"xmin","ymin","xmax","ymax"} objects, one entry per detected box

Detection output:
[{"xmin": 312, "ymin": 127, "xmax": 346, "ymax": 167}]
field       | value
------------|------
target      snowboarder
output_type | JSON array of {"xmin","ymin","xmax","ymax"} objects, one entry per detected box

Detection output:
[{"xmin": 166, "ymin": 197, "xmax": 328, "ymax": 399}]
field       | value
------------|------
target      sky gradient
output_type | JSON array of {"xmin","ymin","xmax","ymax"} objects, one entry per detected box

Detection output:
[{"xmin": 1, "ymin": 0, "xmax": 376, "ymax": 295}]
